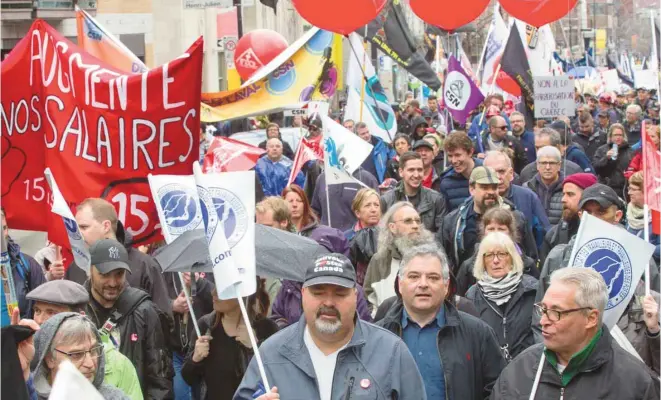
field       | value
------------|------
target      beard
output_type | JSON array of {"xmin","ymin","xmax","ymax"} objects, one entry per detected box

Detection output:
[
  {"xmin": 562, "ymin": 207, "xmax": 578, "ymax": 221},
  {"xmin": 314, "ymin": 305, "xmax": 342, "ymax": 335},
  {"xmin": 393, "ymin": 229, "xmax": 435, "ymax": 253},
  {"xmin": 476, "ymin": 195, "xmax": 498, "ymax": 214}
]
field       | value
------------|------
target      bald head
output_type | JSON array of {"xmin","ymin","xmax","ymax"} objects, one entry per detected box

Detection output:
[
  {"xmin": 266, "ymin": 137, "xmax": 283, "ymax": 161},
  {"xmin": 489, "ymin": 116, "xmax": 508, "ymax": 140}
]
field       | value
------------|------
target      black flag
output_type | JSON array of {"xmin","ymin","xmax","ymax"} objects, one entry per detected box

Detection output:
[
  {"xmin": 259, "ymin": 0, "xmax": 277, "ymax": 13},
  {"xmin": 606, "ymin": 53, "xmax": 634, "ymax": 87},
  {"xmin": 500, "ymin": 24, "xmax": 535, "ymax": 128},
  {"xmin": 358, "ymin": 0, "xmax": 441, "ymax": 90}
]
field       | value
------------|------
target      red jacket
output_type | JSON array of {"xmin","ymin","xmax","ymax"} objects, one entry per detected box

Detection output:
[{"xmin": 624, "ymin": 150, "xmax": 642, "ymax": 179}]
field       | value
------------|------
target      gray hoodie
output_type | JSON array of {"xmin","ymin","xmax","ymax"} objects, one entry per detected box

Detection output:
[{"xmin": 31, "ymin": 312, "xmax": 129, "ymax": 400}]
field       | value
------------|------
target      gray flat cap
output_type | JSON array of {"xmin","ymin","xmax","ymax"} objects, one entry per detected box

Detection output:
[{"xmin": 26, "ymin": 280, "xmax": 89, "ymax": 307}]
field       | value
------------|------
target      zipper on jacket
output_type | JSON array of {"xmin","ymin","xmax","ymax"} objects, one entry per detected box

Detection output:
[
  {"xmin": 435, "ymin": 329, "xmax": 450, "ymax": 400},
  {"xmin": 559, "ymin": 387, "xmax": 564, "ymax": 400},
  {"xmin": 344, "ymin": 377, "xmax": 355, "ymax": 400}
]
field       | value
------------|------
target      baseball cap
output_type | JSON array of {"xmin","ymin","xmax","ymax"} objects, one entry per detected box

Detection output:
[
  {"xmin": 27, "ymin": 280, "xmax": 89, "ymax": 307},
  {"xmin": 303, "ymin": 254, "xmax": 356, "ymax": 289},
  {"xmin": 90, "ymin": 239, "xmax": 131, "ymax": 274},
  {"xmin": 413, "ymin": 140, "xmax": 434, "ymax": 151},
  {"xmin": 578, "ymin": 183, "xmax": 624, "ymax": 211},
  {"xmin": 470, "ymin": 166, "xmax": 499, "ymax": 185},
  {"xmin": 597, "ymin": 110, "xmax": 609, "ymax": 117}
]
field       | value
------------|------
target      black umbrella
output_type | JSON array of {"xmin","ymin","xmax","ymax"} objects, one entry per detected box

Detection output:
[{"xmin": 154, "ymin": 225, "xmax": 328, "ymax": 282}]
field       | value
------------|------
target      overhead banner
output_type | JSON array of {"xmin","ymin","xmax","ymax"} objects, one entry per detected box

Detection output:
[
  {"xmin": 201, "ymin": 28, "xmax": 339, "ymax": 122},
  {"xmin": 1, "ymin": 19, "xmax": 203, "ymax": 246}
]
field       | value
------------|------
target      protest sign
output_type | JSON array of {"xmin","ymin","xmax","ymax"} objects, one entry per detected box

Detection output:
[
  {"xmin": 1, "ymin": 19, "xmax": 203, "ymax": 247},
  {"xmin": 533, "ymin": 76, "xmax": 575, "ymax": 118},
  {"xmin": 634, "ymin": 68, "xmax": 660, "ymax": 91},
  {"xmin": 201, "ymin": 28, "xmax": 338, "ymax": 122}
]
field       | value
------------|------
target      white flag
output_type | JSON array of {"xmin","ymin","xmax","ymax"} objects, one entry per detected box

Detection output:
[
  {"xmin": 321, "ymin": 114, "xmax": 372, "ymax": 176},
  {"xmin": 513, "ymin": 20, "xmax": 556, "ymax": 78},
  {"xmin": 568, "ymin": 213, "xmax": 655, "ymax": 328},
  {"xmin": 43, "ymin": 168, "xmax": 91, "ymax": 274},
  {"xmin": 148, "ymin": 174, "xmax": 203, "ymax": 244},
  {"xmin": 193, "ymin": 163, "xmax": 256, "ymax": 299},
  {"xmin": 344, "ymin": 33, "xmax": 397, "ymax": 142},
  {"xmin": 479, "ymin": 5, "xmax": 509, "ymax": 93},
  {"xmin": 49, "ymin": 360, "xmax": 104, "ymax": 400}
]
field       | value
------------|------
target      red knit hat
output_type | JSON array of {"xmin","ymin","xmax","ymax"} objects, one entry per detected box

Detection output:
[{"xmin": 563, "ymin": 173, "xmax": 597, "ymax": 190}]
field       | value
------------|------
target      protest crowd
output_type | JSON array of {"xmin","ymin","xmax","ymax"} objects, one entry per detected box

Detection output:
[{"xmin": 2, "ymin": 1, "xmax": 661, "ymax": 400}]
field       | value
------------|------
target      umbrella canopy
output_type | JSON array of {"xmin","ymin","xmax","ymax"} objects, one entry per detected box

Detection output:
[
  {"xmin": 567, "ymin": 66, "xmax": 598, "ymax": 79},
  {"xmin": 154, "ymin": 225, "xmax": 329, "ymax": 282}
]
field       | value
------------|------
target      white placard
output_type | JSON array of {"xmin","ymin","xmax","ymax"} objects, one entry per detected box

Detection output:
[
  {"xmin": 600, "ymin": 69, "xmax": 620, "ymax": 92},
  {"xmin": 534, "ymin": 76, "xmax": 575, "ymax": 118},
  {"xmin": 184, "ymin": 0, "xmax": 232, "ymax": 9},
  {"xmin": 634, "ymin": 69, "xmax": 660, "ymax": 91}
]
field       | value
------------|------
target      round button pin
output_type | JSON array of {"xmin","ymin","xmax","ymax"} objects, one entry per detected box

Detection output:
[{"xmin": 360, "ymin": 379, "xmax": 371, "ymax": 389}]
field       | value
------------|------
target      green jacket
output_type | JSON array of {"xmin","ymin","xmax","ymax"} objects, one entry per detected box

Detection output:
[{"xmin": 102, "ymin": 334, "xmax": 144, "ymax": 400}]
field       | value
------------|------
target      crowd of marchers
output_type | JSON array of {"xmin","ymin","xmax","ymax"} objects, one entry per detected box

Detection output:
[{"xmin": 2, "ymin": 85, "xmax": 661, "ymax": 400}]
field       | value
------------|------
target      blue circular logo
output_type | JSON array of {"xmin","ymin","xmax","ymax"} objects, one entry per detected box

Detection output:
[
  {"xmin": 198, "ymin": 186, "xmax": 247, "ymax": 248},
  {"xmin": 266, "ymin": 60, "xmax": 296, "ymax": 95},
  {"xmin": 158, "ymin": 184, "xmax": 201, "ymax": 235},
  {"xmin": 63, "ymin": 218, "xmax": 81, "ymax": 240},
  {"xmin": 574, "ymin": 238, "xmax": 633, "ymax": 309},
  {"xmin": 305, "ymin": 30, "xmax": 333, "ymax": 55}
]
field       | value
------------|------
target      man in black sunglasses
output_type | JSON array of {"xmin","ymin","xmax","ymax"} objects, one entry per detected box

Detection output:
[{"xmin": 475, "ymin": 115, "xmax": 528, "ymax": 174}]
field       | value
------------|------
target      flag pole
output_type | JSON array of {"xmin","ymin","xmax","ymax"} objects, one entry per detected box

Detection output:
[
  {"xmin": 478, "ymin": 63, "xmax": 501, "ymax": 129},
  {"xmin": 358, "ymin": 31, "xmax": 368, "ymax": 122},
  {"xmin": 235, "ymin": 285, "xmax": 271, "ymax": 391},
  {"xmin": 178, "ymin": 272, "xmax": 201, "ymax": 338},
  {"xmin": 325, "ymin": 173, "xmax": 333, "ymax": 228},
  {"xmin": 644, "ymin": 204, "xmax": 651, "ymax": 296},
  {"xmin": 567, "ymin": 212, "xmax": 589, "ymax": 265},
  {"xmin": 528, "ymin": 352, "xmax": 545, "ymax": 400}
]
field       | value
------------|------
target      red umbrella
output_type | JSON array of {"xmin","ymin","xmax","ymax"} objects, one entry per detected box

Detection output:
[{"xmin": 202, "ymin": 137, "xmax": 265, "ymax": 173}]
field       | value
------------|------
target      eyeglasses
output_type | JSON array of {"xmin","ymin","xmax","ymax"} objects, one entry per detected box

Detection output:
[
  {"xmin": 533, "ymin": 303, "xmax": 592, "ymax": 322},
  {"xmin": 611, "ymin": 133, "xmax": 624, "ymax": 137},
  {"xmin": 55, "ymin": 344, "xmax": 103, "ymax": 364},
  {"xmin": 483, "ymin": 251, "xmax": 510, "ymax": 261},
  {"xmin": 538, "ymin": 161, "xmax": 560, "ymax": 168},
  {"xmin": 393, "ymin": 217, "xmax": 422, "ymax": 226},
  {"xmin": 494, "ymin": 126, "xmax": 508, "ymax": 131}
]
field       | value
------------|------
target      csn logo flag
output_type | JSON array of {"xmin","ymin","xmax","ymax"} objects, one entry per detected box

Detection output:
[
  {"xmin": 149, "ymin": 167, "xmax": 256, "ymax": 299},
  {"xmin": 568, "ymin": 212, "xmax": 655, "ymax": 328}
]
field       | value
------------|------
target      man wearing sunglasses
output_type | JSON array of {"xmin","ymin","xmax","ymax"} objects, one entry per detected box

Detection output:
[
  {"xmin": 30, "ymin": 312, "xmax": 131, "ymax": 399},
  {"xmin": 492, "ymin": 268, "xmax": 659, "ymax": 399},
  {"xmin": 25, "ymin": 280, "xmax": 142, "ymax": 399},
  {"xmin": 475, "ymin": 115, "xmax": 528, "ymax": 174}
]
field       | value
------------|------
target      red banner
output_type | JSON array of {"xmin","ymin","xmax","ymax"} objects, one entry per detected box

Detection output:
[
  {"xmin": 642, "ymin": 121, "xmax": 661, "ymax": 234},
  {"xmin": 1, "ymin": 20, "xmax": 203, "ymax": 246},
  {"xmin": 202, "ymin": 137, "xmax": 265, "ymax": 173}
]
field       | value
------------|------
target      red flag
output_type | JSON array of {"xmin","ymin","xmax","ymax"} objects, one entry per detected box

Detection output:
[
  {"xmin": 642, "ymin": 121, "xmax": 661, "ymax": 234},
  {"xmin": 202, "ymin": 137, "xmax": 265, "ymax": 172},
  {"xmin": 1, "ymin": 20, "xmax": 203, "ymax": 248},
  {"xmin": 287, "ymin": 139, "xmax": 320, "ymax": 186}
]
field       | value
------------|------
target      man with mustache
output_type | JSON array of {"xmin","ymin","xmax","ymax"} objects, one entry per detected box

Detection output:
[
  {"xmin": 84, "ymin": 239, "xmax": 173, "ymax": 399},
  {"xmin": 439, "ymin": 166, "xmax": 538, "ymax": 274},
  {"xmin": 235, "ymin": 254, "xmax": 425, "ymax": 400},
  {"xmin": 378, "ymin": 244, "xmax": 505, "ymax": 400}
]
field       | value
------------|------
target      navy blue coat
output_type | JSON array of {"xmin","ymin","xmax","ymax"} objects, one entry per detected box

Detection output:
[
  {"xmin": 505, "ymin": 184, "xmax": 551, "ymax": 248},
  {"xmin": 439, "ymin": 158, "xmax": 483, "ymax": 211},
  {"xmin": 565, "ymin": 144, "xmax": 595, "ymax": 174}
]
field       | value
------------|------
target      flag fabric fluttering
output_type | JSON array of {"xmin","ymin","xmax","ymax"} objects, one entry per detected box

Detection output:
[
  {"xmin": 202, "ymin": 137, "xmax": 265, "ymax": 173},
  {"xmin": 321, "ymin": 116, "xmax": 372, "ymax": 186},
  {"xmin": 443, "ymin": 56, "xmax": 485, "ymax": 125},
  {"xmin": 344, "ymin": 33, "xmax": 398, "ymax": 142},
  {"xmin": 513, "ymin": 20, "xmax": 556, "ymax": 78},
  {"xmin": 500, "ymin": 24, "xmax": 535, "ymax": 129},
  {"xmin": 359, "ymin": 0, "xmax": 441, "ymax": 91},
  {"xmin": 287, "ymin": 139, "xmax": 321, "ymax": 187},
  {"xmin": 43, "ymin": 169, "xmax": 91, "ymax": 275},
  {"xmin": 568, "ymin": 213, "xmax": 655, "ymax": 328},
  {"xmin": 479, "ymin": 4, "xmax": 509, "ymax": 93}
]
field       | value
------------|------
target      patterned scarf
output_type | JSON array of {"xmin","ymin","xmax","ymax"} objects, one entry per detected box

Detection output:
[
  {"xmin": 477, "ymin": 271, "xmax": 522, "ymax": 306},
  {"xmin": 626, "ymin": 202, "xmax": 646, "ymax": 231}
]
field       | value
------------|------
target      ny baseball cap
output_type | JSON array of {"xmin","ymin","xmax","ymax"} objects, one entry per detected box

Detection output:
[
  {"xmin": 470, "ymin": 166, "xmax": 499, "ymax": 185},
  {"xmin": 578, "ymin": 183, "xmax": 624, "ymax": 211},
  {"xmin": 90, "ymin": 239, "xmax": 131, "ymax": 274},
  {"xmin": 303, "ymin": 254, "xmax": 356, "ymax": 289}
]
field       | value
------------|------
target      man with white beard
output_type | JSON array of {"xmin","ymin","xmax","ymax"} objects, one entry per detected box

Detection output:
[
  {"xmin": 363, "ymin": 202, "xmax": 436, "ymax": 311},
  {"xmin": 234, "ymin": 253, "xmax": 426, "ymax": 400}
]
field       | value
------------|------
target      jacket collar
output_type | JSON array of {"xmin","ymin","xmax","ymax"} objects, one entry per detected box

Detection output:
[
  {"xmin": 279, "ymin": 315, "xmax": 368, "ymax": 379},
  {"xmin": 543, "ymin": 326, "xmax": 611, "ymax": 385},
  {"xmin": 381, "ymin": 298, "xmax": 462, "ymax": 332}
]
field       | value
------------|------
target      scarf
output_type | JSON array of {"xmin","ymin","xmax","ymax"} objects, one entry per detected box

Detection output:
[
  {"xmin": 626, "ymin": 202, "xmax": 646, "ymax": 230},
  {"xmin": 477, "ymin": 271, "xmax": 522, "ymax": 306}
]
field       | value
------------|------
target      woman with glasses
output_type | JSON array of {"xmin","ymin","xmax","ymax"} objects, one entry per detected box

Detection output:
[
  {"xmin": 465, "ymin": 232, "xmax": 538, "ymax": 362},
  {"xmin": 31, "ymin": 312, "xmax": 129, "ymax": 399},
  {"xmin": 455, "ymin": 207, "xmax": 539, "ymax": 297},
  {"xmin": 593, "ymin": 123, "xmax": 635, "ymax": 198},
  {"xmin": 626, "ymin": 172, "xmax": 660, "ymax": 264}
]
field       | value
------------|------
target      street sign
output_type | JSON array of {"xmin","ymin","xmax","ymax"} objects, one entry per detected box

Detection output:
[
  {"xmin": 224, "ymin": 36, "xmax": 238, "ymax": 52},
  {"xmin": 184, "ymin": 0, "xmax": 232, "ymax": 9}
]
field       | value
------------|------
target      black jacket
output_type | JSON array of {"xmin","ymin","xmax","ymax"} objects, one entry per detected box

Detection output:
[
  {"xmin": 477, "ymin": 132, "xmax": 529, "ymax": 174},
  {"xmin": 455, "ymin": 247, "xmax": 539, "ymax": 297},
  {"xmin": 539, "ymin": 217, "xmax": 579, "ymax": 267},
  {"xmin": 592, "ymin": 142, "xmax": 634, "ymax": 198},
  {"xmin": 519, "ymin": 159, "xmax": 583, "ymax": 184},
  {"xmin": 85, "ymin": 284, "xmax": 173, "ymax": 400},
  {"xmin": 465, "ymin": 275, "xmax": 538, "ymax": 361},
  {"xmin": 438, "ymin": 197, "xmax": 538, "ymax": 274},
  {"xmin": 377, "ymin": 300, "xmax": 506, "ymax": 400},
  {"xmin": 380, "ymin": 182, "xmax": 447, "ymax": 233},
  {"xmin": 164, "ymin": 272, "xmax": 215, "ymax": 354},
  {"xmin": 623, "ymin": 119, "xmax": 643, "ymax": 145},
  {"xmin": 66, "ymin": 224, "xmax": 172, "ymax": 320},
  {"xmin": 490, "ymin": 327, "xmax": 660, "ymax": 399},
  {"xmin": 571, "ymin": 128, "xmax": 608, "ymax": 160}
]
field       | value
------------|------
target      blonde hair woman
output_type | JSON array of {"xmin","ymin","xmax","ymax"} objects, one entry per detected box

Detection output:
[
  {"xmin": 593, "ymin": 123, "xmax": 635, "ymax": 198},
  {"xmin": 466, "ymin": 232, "xmax": 538, "ymax": 361}
]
